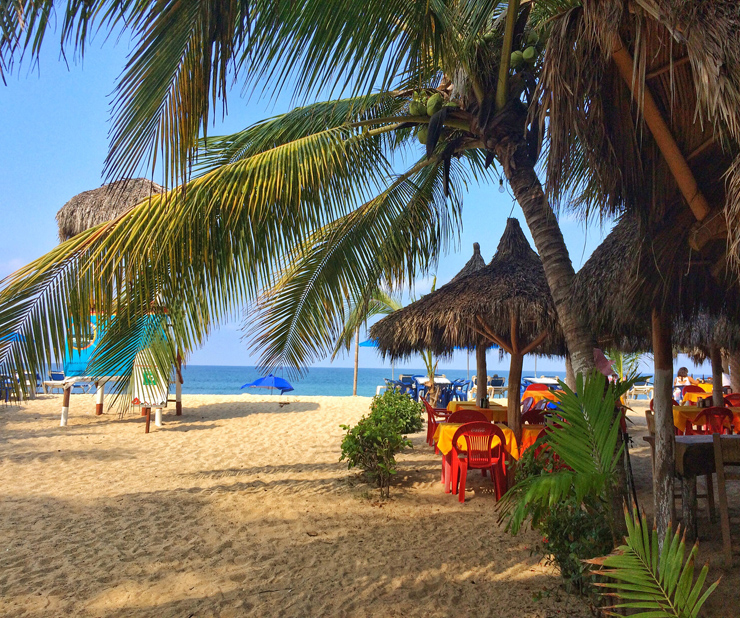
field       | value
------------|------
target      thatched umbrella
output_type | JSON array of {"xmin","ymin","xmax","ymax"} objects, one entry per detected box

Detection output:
[
  {"xmin": 56, "ymin": 178, "xmax": 163, "ymax": 241},
  {"xmin": 371, "ymin": 219, "xmax": 565, "ymax": 442}
]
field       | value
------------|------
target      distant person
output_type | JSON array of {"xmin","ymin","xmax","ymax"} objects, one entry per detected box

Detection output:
[{"xmin": 673, "ymin": 367, "xmax": 697, "ymax": 401}]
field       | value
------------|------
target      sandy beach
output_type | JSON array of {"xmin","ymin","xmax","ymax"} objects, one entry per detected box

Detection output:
[{"xmin": 0, "ymin": 393, "xmax": 737, "ymax": 617}]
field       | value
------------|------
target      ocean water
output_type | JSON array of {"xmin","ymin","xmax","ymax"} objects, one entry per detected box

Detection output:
[{"xmin": 179, "ymin": 365, "xmax": 562, "ymax": 398}]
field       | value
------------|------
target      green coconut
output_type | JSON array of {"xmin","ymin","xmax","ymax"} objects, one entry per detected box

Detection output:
[
  {"xmin": 527, "ymin": 30, "xmax": 539, "ymax": 45},
  {"xmin": 409, "ymin": 100, "xmax": 425, "ymax": 116},
  {"xmin": 510, "ymin": 50, "xmax": 524, "ymax": 69},
  {"xmin": 417, "ymin": 126, "xmax": 429, "ymax": 145},
  {"xmin": 523, "ymin": 46, "xmax": 537, "ymax": 63},
  {"xmin": 426, "ymin": 93, "xmax": 443, "ymax": 116}
]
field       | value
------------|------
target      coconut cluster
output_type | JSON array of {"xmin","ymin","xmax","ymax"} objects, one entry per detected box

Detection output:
[
  {"xmin": 408, "ymin": 91, "xmax": 458, "ymax": 144},
  {"xmin": 510, "ymin": 30, "xmax": 542, "ymax": 70}
]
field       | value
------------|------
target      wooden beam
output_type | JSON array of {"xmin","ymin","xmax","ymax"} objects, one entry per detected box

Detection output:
[
  {"xmin": 510, "ymin": 312, "xmax": 519, "ymax": 355},
  {"xmin": 612, "ymin": 36, "xmax": 710, "ymax": 222},
  {"xmin": 646, "ymin": 55, "xmax": 690, "ymax": 80},
  {"xmin": 689, "ymin": 209, "xmax": 726, "ymax": 251},
  {"xmin": 687, "ymin": 136, "xmax": 716, "ymax": 161},
  {"xmin": 475, "ymin": 317, "xmax": 513, "ymax": 355},
  {"xmin": 520, "ymin": 330, "xmax": 548, "ymax": 356}
]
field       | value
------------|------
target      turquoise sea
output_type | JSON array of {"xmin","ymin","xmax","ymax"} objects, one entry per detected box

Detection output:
[{"xmin": 179, "ymin": 365, "xmax": 564, "ymax": 398}]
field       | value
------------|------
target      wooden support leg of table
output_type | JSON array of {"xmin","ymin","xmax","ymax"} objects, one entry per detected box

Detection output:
[
  {"xmin": 681, "ymin": 475, "xmax": 697, "ymax": 542},
  {"xmin": 704, "ymin": 473, "xmax": 715, "ymax": 522},
  {"xmin": 144, "ymin": 408, "xmax": 151, "ymax": 434},
  {"xmin": 141, "ymin": 406, "xmax": 148, "ymax": 416},
  {"xmin": 60, "ymin": 387, "xmax": 71, "ymax": 427},
  {"xmin": 95, "ymin": 383, "xmax": 104, "ymax": 415},
  {"xmin": 175, "ymin": 378, "xmax": 182, "ymax": 416}
]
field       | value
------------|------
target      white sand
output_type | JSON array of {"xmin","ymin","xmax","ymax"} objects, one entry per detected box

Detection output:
[{"xmin": 0, "ymin": 393, "xmax": 596, "ymax": 617}]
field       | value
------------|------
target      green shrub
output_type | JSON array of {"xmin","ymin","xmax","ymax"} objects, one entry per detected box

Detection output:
[
  {"xmin": 340, "ymin": 411, "xmax": 411, "ymax": 498},
  {"xmin": 513, "ymin": 442, "xmax": 613, "ymax": 596},
  {"xmin": 369, "ymin": 388, "xmax": 423, "ymax": 434}
]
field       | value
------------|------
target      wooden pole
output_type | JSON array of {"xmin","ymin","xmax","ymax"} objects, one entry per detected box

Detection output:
[
  {"xmin": 353, "ymin": 327, "xmax": 360, "ymax": 397},
  {"xmin": 476, "ymin": 345, "xmax": 488, "ymax": 407},
  {"xmin": 730, "ymin": 350, "xmax": 740, "ymax": 393},
  {"xmin": 144, "ymin": 408, "xmax": 151, "ymax": 434},
  {"xmin": 95, "ymin": 382, "xmax": 104, "ymax": 416},
  {"xmin": 60, "ymin": 387, "xmax": 71, "ymax": 427},
  {"xmin": 612, "ymin": 36, "xmax": 710, "ymax": 223},
  {"xmin": 652, "ymin": 307, "xmax": 675, "ymax": 544},
  {"xmin": 175, "ymin": 357, "xmax": 183, "ymax": 416},
  {"xmin": 710, "ymin": 345, "xmax": 724, "ymax": 406},
  {"xmin": 508, "ymin": 353, "xmax": 524, "ymax": 445}
]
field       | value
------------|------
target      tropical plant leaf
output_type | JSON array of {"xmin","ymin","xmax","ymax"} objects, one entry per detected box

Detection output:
[{"xmin": 586, "ymin": 506, "xmax": 720, "ymax": 618}]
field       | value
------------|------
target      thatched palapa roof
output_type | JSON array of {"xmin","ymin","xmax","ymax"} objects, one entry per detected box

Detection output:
[
  {"xmin": 370, "ymin": 219, "xmax": 565, "ymax": 359},
  {"xmin": 451, "ymin": 242, "xmax": 485, "ymax": 281},
  {"xmin": 573, "ymin": 214, "xmax": 740, "ymax": 352},
  {"xmin": 56, "ymin": 178, "xmax": 164, "ymax": 241}
]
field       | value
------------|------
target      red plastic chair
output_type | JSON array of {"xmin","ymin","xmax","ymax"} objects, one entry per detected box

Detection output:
[
  {"xmin": 685, "ymin": 407, "xmax": 734, "ymax": 435},
  {"xmin": 450, "ymin": 422, "xmax": 507, "ymax": 502},
  {"xmin": 422, "ymin": 397, "xmax": 449, "ymax": 446},
  {"xmin": 521, "ymin": 396, "xmax": 534, "ymax": 415},
  {"xmin": 447, "ymin": 409, "xmax": 489, "ymax": 424},
  {"xmin": 522, "ymin": 407, "xmax": 546, "ymax": 425},
  {"xmin": 724, "ymin": 393, "xmax": 740, "ymax": 407}
]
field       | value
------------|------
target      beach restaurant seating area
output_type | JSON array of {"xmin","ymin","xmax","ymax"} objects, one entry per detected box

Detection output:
[{"xmin": 423, "ymin": 394, "xmax": 552, "ymax": 503}]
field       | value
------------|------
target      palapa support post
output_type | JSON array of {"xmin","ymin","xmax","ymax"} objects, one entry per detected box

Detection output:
[
  {"xmin": 154, "ymin": 408, "xmax": 163, "ymax": 427},
  {"xmin": 652, "ymin": 307, "xmax": 675, "ymax": 545},
  {"xmin": 144, "ymin": 407, "xmax": 151, "ymax": 433},
  {"xmin": 508, "ymin": 312, "xmax": 523, "ymax": 446},
  {"xmin": 475, "ymin": 344, "xmax": 487, "ymax": 407},
  {"xmin": 710, "ymin": 345, "xmax": 724, "ymax": 407},
  {"xmin": 730, "ymin": 350, "xmax": 740, "ymax": 394},
  {"xmin": 95, "ymin": 382, "xmax": 104, "ymax": 415},
  {"xmin": 60, "ymin": 387, "xmax": 71, "ymax": 427},
  {"xmin": 141, "ymin": 406, "xmax": 147, "ymax": 416}
]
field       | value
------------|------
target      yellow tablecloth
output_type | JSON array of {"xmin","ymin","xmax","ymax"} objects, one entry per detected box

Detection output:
[
  {"xmin": 446, "ymin": 402, "xmax": 507, "ymax": 422},
  {"xmin": 673, "ymin": 406, "xmax": 740, "ymax": 433},
  {"xmin": 432, "ymin": 423, "xmax": 545, "ymax": 460},
  {"xmin": 447, "ymin": 400, "xmax": 505, "ymax": 413},
  {"xmin": 682, "ymin": 391, "xmax": 713, "ymax": 405}
]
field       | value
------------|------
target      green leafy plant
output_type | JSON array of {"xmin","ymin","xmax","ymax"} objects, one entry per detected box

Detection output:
[
  {"xmin": 500, "ymin": 370, "xmax": 638, "ymax": 536},
  {"xmin": 370, "ymin": 388, "xmax": 424, "ymax": 434},
  {"xmin": 586, "ymin": 507, "xmax": 719, "ymax": 617},
  {"xmin": 340, "ymin": 402, "xmax": 412, "ymax": 498}
]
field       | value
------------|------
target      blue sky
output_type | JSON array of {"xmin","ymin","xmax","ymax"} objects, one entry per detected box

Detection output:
[{"xmin": 0, "ymin": 36, "xmax": 709, "ymax": 377}]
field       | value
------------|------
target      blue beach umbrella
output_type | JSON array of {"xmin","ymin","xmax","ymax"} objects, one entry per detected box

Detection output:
[
  {"xmin": 359, "ymin": 339, "xmax": 378, "ymax": 348},
  {"xmin": 241, "ymin": 374, "xmax": 294, "ymax": 395}
]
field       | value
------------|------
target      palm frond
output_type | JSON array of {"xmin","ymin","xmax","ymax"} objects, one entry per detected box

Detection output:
[
  {"xmin": 245, "ymin": 155, "xmax": 470, "ymax": 375},
  {"xmin": 586, "ymin": 506, "xmax": 720, "ymax": 618},
  {"xmin": 331, "ymin": 288, "xmax": 403, "ymax": 360}
]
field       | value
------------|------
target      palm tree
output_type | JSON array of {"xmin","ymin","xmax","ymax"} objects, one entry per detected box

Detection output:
[
  {"xmin": 0, "ymin": 1, "xmax": 597, "ymax": 400},
  {"xmin": 328, "ymin": 287, "xmax": 403, "ymax": 396}
]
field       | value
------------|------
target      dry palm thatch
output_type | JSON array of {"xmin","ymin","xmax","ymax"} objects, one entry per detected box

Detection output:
[
  {"xmin": 370, "ymin": 219, "xmax": 565, "ymax": 359},
  {"xmin": 56, "ymin": 178, "xmax": 164, "ymax": 241},
  {"xmin": 450, "ymin": 242, "xmax": 486, "ymax": 282},
  {"xmin": 535, "ymin": 0, "xmax": 740, "ymax": 276},
  {"xmin": 573, "ymin": 214, "xmax": 740, "ymax": 352}
]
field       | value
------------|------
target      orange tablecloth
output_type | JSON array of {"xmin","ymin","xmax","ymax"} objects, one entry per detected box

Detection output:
[
  {"xmin": 522, "ymin": 389, "xmax": 560, "ymax": 405},
  {"xmin": 673, "ymin": 406, "xmax": 740, "ymax": 433},
  {"xmin": 432, "ymin": 423, "xmax": 545, "ymax": 460},
  {"xmin": 447, "ymin": 400, "xmax": 506, "ymax": 414},
  {"xmin": 446, "ymin": 402, "xmax": 507, "ymax": 422}
]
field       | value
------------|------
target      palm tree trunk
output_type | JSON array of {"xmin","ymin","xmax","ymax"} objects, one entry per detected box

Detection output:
[
  {"xmin": 495, "ymin": 137, "xmax": 596, "ymax": 376},
  {"xmin": 565, "ymin": 354, "xmax": 576, "ymax": 390}
]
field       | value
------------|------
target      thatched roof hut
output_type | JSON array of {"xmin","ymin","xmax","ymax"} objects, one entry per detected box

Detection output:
[
  {"xmin": 450, "ymin": 242, "xmax": 485, "ymax": 282},
  {"xmin": 371, "ymin": 219, "xmax": 564, "ymax": 439},
  {"xmin": 56, "ymin": 178, "xmax": 163, "ymax": 241},
  {"xmin": 371, "ymin": 219, "xmax": 564, "ymax": 359}
]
